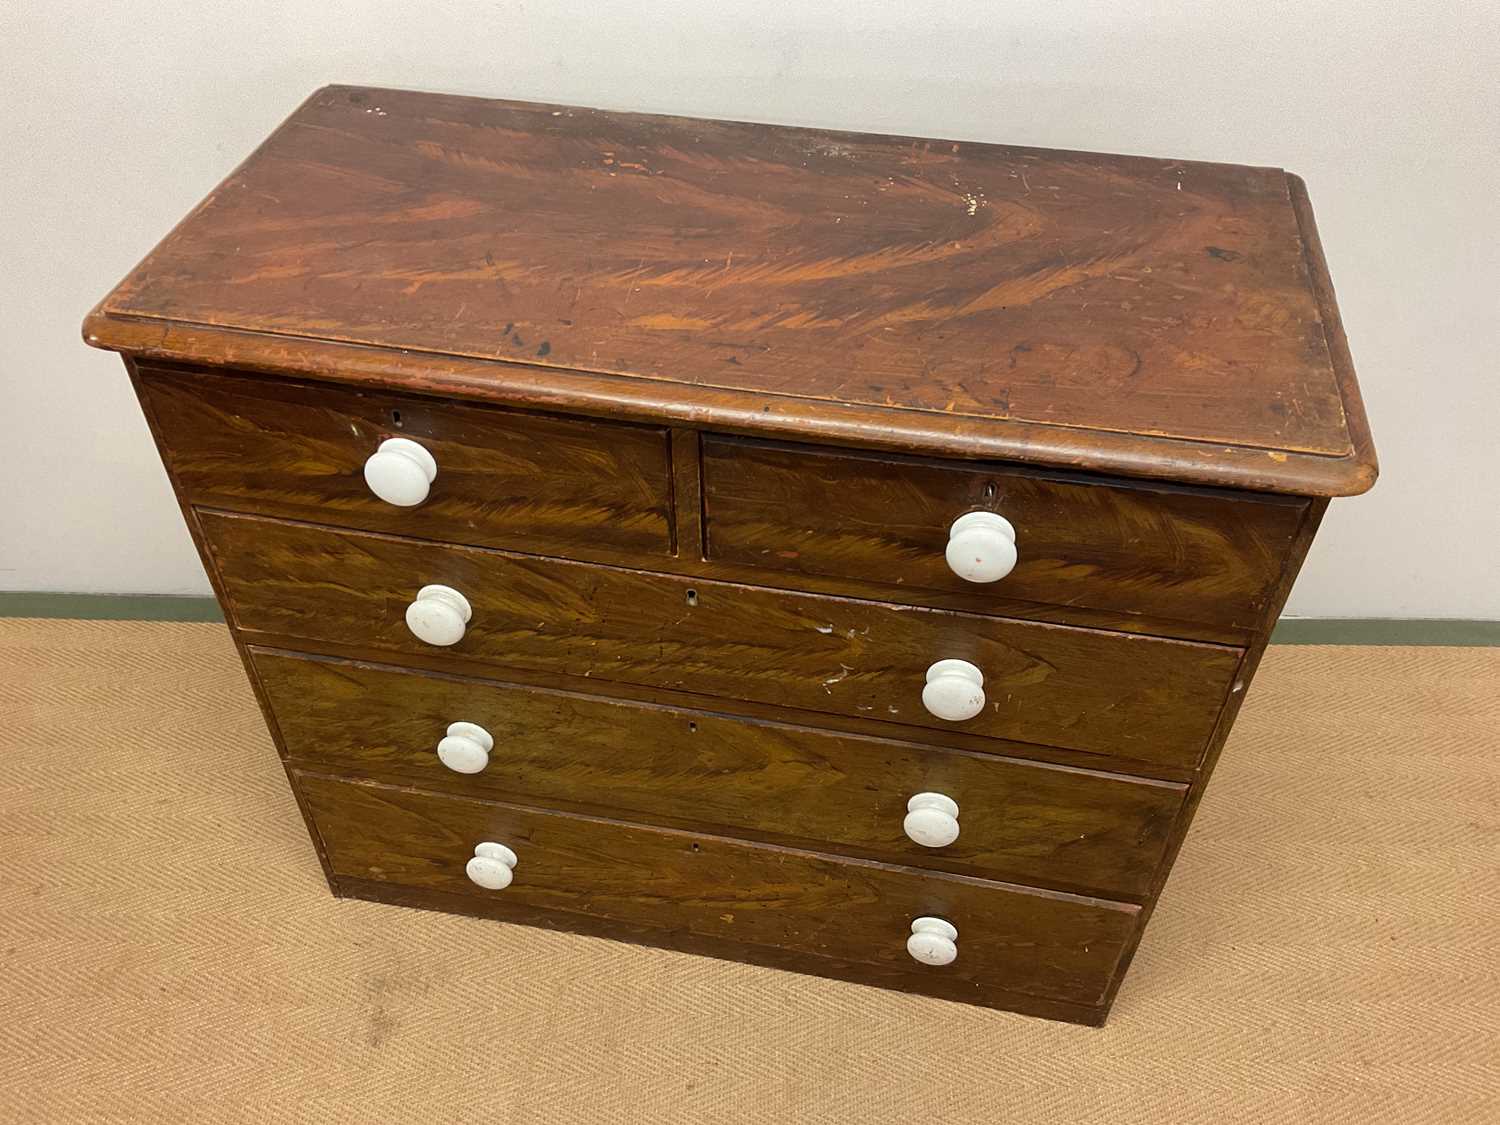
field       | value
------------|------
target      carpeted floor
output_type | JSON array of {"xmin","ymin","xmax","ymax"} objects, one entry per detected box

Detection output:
[{"xmin": 1, "ymin": 619, "xmax": 1495, "ymax": 1123}]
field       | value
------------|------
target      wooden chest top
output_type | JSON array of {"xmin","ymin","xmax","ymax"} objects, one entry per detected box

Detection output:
[{"xmin": 85, "ymin": 85, "xmax": 1375, "ymax": 497}]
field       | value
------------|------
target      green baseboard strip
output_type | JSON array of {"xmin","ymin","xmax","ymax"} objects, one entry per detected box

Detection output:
[
  {"xmin": 1, "ymin": 592, "xmax": 1496, "ymax": 644},
  {"xmin": 0, "ymin": 592, "xmax": 225, "ymax": 622},
  {"xmin": 1270, "ymin": 617, "xmax": 1500, "ymax": 645}
]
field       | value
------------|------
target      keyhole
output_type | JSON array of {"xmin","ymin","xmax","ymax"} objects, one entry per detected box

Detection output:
[
  {"xmin": 982, "ymin": 481, "xmax": 996, "ymax": 501},
  {"xmin": 685, "ymin": 589, "xmax": 698, "ymax": 607},
  {"xmin": 688, "ymin": 721, "xmax": 698, "ymax": 733},
  {"xmin": 390, "ymin": 409, "xmax": 404, "ymax": 429}
]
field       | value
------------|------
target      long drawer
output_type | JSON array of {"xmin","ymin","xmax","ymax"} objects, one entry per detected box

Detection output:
[
  {"xmin": 255, "ymin": 650, "xmax": 1186, "ymax": 898},
  {"xmin": 204, "ymin": 512, "xmax": 1242, "ymax": 768},
  {"xmin": 296, "ymin": 772, "xmax": 1140, "ymax": 1008},
  {"xmin": 138, "ymin": 365, "xmax": 675, "ymax": 559},
  {"xmin": 703, "ymin": 435, "xmax": 1307, "ymax": 634}
]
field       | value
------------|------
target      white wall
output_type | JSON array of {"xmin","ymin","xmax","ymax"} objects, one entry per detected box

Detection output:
[{"xmin": 3, "ymin": 1, "xmax": 1496, "ymax": 617}]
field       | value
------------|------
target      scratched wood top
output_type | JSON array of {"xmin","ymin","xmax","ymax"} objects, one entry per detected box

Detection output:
[{"xmin": 85, "ymin": 85, "xmax": 1375, "ymax": 495}]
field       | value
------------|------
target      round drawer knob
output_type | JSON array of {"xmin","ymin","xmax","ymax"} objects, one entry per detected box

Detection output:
[
  {"xmin": 945, "ymin": 511, "xmax": 1017, "ymax": 583},
  {"xmin": 363, "ymin": 436, "xmax": 438, "ymax": 507},
  {"xmin": 922, "ymin": 659, "xmax": 985, "ymax": 722},
  {"xmin": 903, "ymin": 792, "xmax": 961, "ymax": 848},
  {"xmin": 405, "ymin": 584, "xmax": 472, "ymax": 647},
  {"xmin": 907, "ymin": 916, "xmax": 959, "ymax": 966},
  {"xmin": 465, "ymin": 842, "xmax": 518, "ymax": 890},
  {"xmin": 437, "ymin": 721, "xmax": 494, "ymax": 774}
]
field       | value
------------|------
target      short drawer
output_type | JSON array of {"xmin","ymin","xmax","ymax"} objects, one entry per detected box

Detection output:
[
  {"xmin": 296, "ymin": 772, "xmax": 1140, "ymax": 1008},
  {"xmin": 205, "ymin": 512, "xmax": 1241, "ymax": 769},
  {"xmin": 137, "ymin": 365, "xmax": 674, "ymax": 559},
  {"xmin": 256, "ymin": 650, "xmax": 1186, "ymax": 898},
  {"xmin": 702, "ymin": 436, "xmax": 1307, "ymax": 633}
]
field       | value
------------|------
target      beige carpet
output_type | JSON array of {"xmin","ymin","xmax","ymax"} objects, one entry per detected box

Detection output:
[{"xmin": 2, "ymin": 620, "xmax": 1495, "ymax": 1123}]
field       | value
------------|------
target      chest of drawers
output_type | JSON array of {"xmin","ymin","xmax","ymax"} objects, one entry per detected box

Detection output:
[{"xmin": 84, "ymin": 85, "xmax": 1376, "ymax": 1025}]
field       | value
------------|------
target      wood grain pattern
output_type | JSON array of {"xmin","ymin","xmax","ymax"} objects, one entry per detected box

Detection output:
[
  {"xmin": 83, "ymin": 84, "xmax": 1377, "ymax": 496},
  {"xmin": 249, "ymin": 634, "xmax": 1204, "ymax": 783},
  {"xmin": 1096, "ymin": 497, "xmax": 1329, "ymax": 1013},
  {"xmin": 203, "ymin": 511, "xmax": 1241, "ymax": 767},
  {"xmin": 297, "ymin": 772, "xmax": 1140, "ymax": 1008},
  {"xmin": 255, "ymin": 650, "xmax": 1186, "ymax": 898},
  {"xmin": 334, "ymin": 875, "xmax": 1110, "ymax": 1024},
  {"xmin": 82, "ymin": 88, "xmax": 1378, "ymax": 1024},
  {"xmin": 704, "ymin": 435, "xmax": 1307, "ymax": 632},
  {"xmin": 138, "ymin": 365, "xmax": 674, "ymax": 558},
  {"xmin": 144, "ymin": 364, "xmax": 1258, "ymax": 646},
  {"xmin": 120, "ymin": 359, "xmax": 341, "ymax": 894}
]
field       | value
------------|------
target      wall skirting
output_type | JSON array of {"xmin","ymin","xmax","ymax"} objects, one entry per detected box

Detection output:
[
  {"xmin": 0, "ymin": 593, "xmax": 225, "ymax": 622},
  {"xmin": 1, "ymin": 593, "xmax": 1496, "ymax": 645},
  {"xmin": 1267, "ymin": 618, "xmax": 1500, "ymax": 645}
]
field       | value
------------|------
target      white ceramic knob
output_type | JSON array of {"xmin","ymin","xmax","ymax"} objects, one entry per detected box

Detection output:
[
  {"xmin": 945, "ymin": 511, "xmax": 1017, "ymax": 583},
  {"xmin": 364, "ymin": 437, "xmax": 437, "ymax": 507},
  {"xmin": 405, "ymin": 584, "xmax": 472, "ymax": 647},
  {"xmin": 903, "ymin": 792, "xmax": 961, "ymax": 847},
  {"xmin": 907, "ymin": 917, "xmax": 958, "ymax": 966},
  {"xmin": 437, "ymin": 721, "xmax": 493, "ymax": 774},
  {"xmin": 465, "ymin": 842, "xmax": 518, "ymax": 890},
  {"xmin": 922, "ymin": 659, "xmax": 985, "ymax": 722}
]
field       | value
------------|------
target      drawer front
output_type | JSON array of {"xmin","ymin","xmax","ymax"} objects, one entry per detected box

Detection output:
[
  {"xmin": 702, "ymin": 436, "xmax": 1307, "ymax": 632},
  {"xmin": 206, "ymin": 512, "xmax": 1240, "ymax": 768},
  {"xmin": 297, "ymin": 773, "xmax": 1139, "ymax": 1007},
  {"xmin": 256, "ymin": 651, "xmax": 1186, "ymax": 897},
  {"xmin": 138, "ymin": 366, "xmax": 674, "ymax": 558}
]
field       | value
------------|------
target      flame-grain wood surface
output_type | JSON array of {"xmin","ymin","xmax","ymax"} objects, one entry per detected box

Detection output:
[
  {"xmin": 141, "ymin": 364, "xmax": 1262, "ymax": 645},
  {"xmin": 84, "ymin": 85, "xmax": 1376, "ymax": 496},
  {"xmin": 254, "ymin": 650, "xmax": 1185, "ymax": 899},
  {"xmin": 703, "ymin": 435, "xmax": 1308, "ymax": 634},
  {"xmin": 202, "ymin": 511, "xmax": 1240, "ymax": 767},
  {"xmin": 296, "ymin": 772, "xmax": 1140, "ymax": 1011},
  {"xmin": 138, "ymin": 365, "xmax": 675, "ymax": 559},
  {"xmin": 84, "ymin": 86, "xmax": 1376, "ymax": 1025}
]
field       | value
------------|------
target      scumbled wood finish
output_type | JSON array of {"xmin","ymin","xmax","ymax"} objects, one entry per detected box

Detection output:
[
  {"xmin": 335, "ymin": 876, "xmax": 1110, "ymax": 1025},
  {"xmin": 704, "ymin": 436, "xmax": 1308, "ymax": 634},
  {"xmin": 254, "ymin": 650, "xmax": 1186, "ymax": 898},
  {"xmin": 84, "ymin": 86, "xmax": 1376, "ymax": 497},
  {"xmin": 144, "ymin": 366, "xmax": 1252, "ymax": 644},
  {"xmin": 138, "ymin": 365, "xmax": 674, "ymax": 559},
  {"xmin": 1095, "ymin": 496, "xmax": 1327, "ymax": 1012},
  {"xmin": 86, "ymin": 86, "xmax": 1377, "ymax": 1024},
  {"xmin": 205, "ymin": 511, "xmax": 1239, "ymax": 768},
  {"xmin": 296, "ymin": 772, "xmax": 1140, "ymax": 1009}
]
